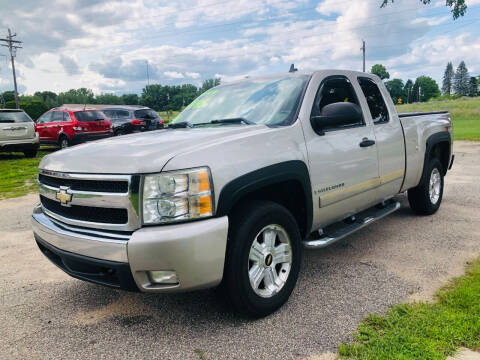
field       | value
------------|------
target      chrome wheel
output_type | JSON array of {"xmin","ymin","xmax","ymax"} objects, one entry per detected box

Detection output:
[
  {"xmin": 429, "ymin": 168, "xmax": 441, "ymax": 204},
  {"xmin": 248, "ymin": 224, "xmax": 292, "ymax": 298}
]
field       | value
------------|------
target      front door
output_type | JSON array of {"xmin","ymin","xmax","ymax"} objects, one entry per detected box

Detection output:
[{"xmin": 302, "ymin": 74, "xmax": 380, "ymax": 229}]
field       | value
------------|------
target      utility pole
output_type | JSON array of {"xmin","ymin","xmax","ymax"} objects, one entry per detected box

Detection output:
[
  {"xmin": 146, "ymin": 60, "xmax": 150, "ymax": 86},
  {"xmin": 0, "ymin": 29, "xmax": 22, "ymax": 109},
  {"xmin": 361, "ymin": 40, "xmax": 366, "ymax": 72}
]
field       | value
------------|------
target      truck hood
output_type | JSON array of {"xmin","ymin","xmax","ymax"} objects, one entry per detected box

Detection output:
[{"xmin": 40, "ymin": 126, "xmax": 270, "ymax": 174}]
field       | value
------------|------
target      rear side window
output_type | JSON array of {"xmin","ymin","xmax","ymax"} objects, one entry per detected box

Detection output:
[
  {"xmin": 52, "ymin": 111, "xmax": 64, "ymax": 122},
  {"xmin": 75, "ymin": 111, "xmax": 105, "ymax": 122},
  {"xmin": 116, "ymin": 110, "xmax": 130, "ymax": 118},
  {"xmin": 358, "ymin": 77, "xmax": 389, "ymax": 124},
  {"xmin": 103, "ymin": 110, "xmax": 116, "ymax": 118},
  {"xmin": 0, "ymin": 111, "xmax": 32, "ymax": 123},
  {"xmin": 63, "ymin": 112, "xmax": 72, "ymax": 121},
  {"xmin": 134, "ymin": 109, "xmax": 158, "ymax": 119}
]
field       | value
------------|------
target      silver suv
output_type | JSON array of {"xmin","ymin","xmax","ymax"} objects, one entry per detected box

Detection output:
[{"xmin": 0, "ymin": 109, "xmax": 39, "ymax": 157}]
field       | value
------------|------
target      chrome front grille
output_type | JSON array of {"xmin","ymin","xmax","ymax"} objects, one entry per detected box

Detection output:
[{"xmin": 38, "ymin": 170, "xmax": 141, "ymax": 232}]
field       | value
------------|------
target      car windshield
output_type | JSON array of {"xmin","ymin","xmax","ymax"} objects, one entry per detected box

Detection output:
[
  {"xmin": 75, "ymin": 111, "xmax": 105, "ymax": 121},
  {"xmin": 171, "ymin": 75, "xmax": 309, "ymax": 127},
  {"xmin": 0, "ymin": 111, "xmax": 33, "ymax": 123},
  {"xmin": 134, "ymin": 109, "xmax": 159, "ymax": 119}
]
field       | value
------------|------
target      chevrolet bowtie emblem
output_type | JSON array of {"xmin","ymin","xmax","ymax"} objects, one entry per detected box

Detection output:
[{"xmin": 56, "ymin": 187, "xmax": 72, "ymax": 206}]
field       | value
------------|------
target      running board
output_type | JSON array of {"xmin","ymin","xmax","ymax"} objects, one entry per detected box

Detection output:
[{"xmin": 302, "ymin": 200, "xmax": 401, "ymax": 249}]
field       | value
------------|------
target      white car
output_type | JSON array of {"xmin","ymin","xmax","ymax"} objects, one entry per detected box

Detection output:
[{"xmin": 0, "ymin": 109, "xmax": 39, "ymax": 157}]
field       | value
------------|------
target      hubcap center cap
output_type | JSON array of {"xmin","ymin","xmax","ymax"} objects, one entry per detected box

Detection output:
[{"xmin": 264, "ymin": 253, "xmax": 273, "ymax": 267}]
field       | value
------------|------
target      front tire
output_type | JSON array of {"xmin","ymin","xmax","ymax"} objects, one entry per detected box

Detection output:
[
  {"xmin": 408, "ymin": 158, "xmax": 444, "ymax": 215},
  {"xmin": 223, "ymin": 201, "xmax": 302, "ymax": 317}
]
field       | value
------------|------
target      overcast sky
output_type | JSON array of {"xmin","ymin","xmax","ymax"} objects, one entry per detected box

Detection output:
[{"xmin": 0, "ymin": 0, "xmax": 479, "ymax": 95}]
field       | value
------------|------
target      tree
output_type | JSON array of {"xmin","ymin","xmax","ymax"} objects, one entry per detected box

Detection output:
[
  {"xmin": 371, "ymin": 64, "xmax": 390, "ymax": 80},
  {"xmin": 57, "ymin": 88, "xmax": 95, "ymax": 105},
  {"xmin": 453, "ymin": 61, "xmax": 470, "ymax": 96},
  {"xmin": 403, "ymin": 79, "xmax": 414, "ymax": 103},
  {"xmin": 2, "ymin": 91, "xmax": 15, "ymax": 103},
  {"xmin": 95, "ymin": 93, "xmax": 123, "ymax": 105},
  {"xmin": 381, "ymin": 0, "xmax": 467, "ymax": 19},
  {"xmin": 199, "ymin": 78, "xmax": 221, "ymax": 94},
  {"xmin": 441, "ymin": 62, "xmax": 454, "ymax": 95},
  {"xmin": 4, "ymin": 99, "xmax": 48, "ymax": 120},
  {"xmin": 385, "ymin": 78, "xmax": 404, "ymax": 103},
  {"xmin": 121, "ymin": 94, "xmax": 139, "ymax": 105},
  {"xmin": 415, "ymin": 76, "xmax": 441, "ymax": 102},
  {"xmin": 468, "ymin": 77, "xmax": 478, "ymax": 97}
]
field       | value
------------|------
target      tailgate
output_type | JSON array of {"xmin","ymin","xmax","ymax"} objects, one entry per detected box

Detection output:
[{"xmin": 0, "ymin": 121, "xmax": 35, "ymax": 141}]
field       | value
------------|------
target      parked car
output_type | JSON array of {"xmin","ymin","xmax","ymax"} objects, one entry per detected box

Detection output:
[
  {"xmin": 102, "ymin": 106, "xmax": 164, "ymax": 136},
  {"xmin": 0, "ymin": 109, "xmax": 39, "ymax": 157},
  {"xmin": 36, "ymin": 108, "xmax": 112, "ymax": 148},
  {"xmin": 33, "ymin": 70, "xmax": 454, "ymax": 317}
]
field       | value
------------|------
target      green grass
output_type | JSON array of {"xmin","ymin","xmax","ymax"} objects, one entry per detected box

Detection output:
[
  {"xmin": 158, "ymin": 110, "xmax": 180, "ymax": 124},
  {"xmin": 339, "ymin": 259, "xmax": 480, "ymax": 360},
  {"xmin": 396, "ymin": 97, "xmax": 480, "ymax": 141},
  {"xmin": 0, "ymin": 149, "xmax": 51, "ymax": 199}
]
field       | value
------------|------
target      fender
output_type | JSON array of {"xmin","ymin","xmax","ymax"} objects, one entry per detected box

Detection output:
[
  {"xmin": 216, "ymin": 160, "xmax": 313, "ymax": 237},
  {"xmin": 419, "ymin": 131, "xmax": 451, "ymax": 184}
]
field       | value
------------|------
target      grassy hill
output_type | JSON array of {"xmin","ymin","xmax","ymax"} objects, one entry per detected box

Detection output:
[{"xmin": 396, "ymin": 97, "xmax": 480, "ymax": 141}]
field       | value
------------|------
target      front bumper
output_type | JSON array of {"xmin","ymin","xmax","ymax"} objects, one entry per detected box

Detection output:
[{"xmin": 32, "ymin": 205, "xmax": 229, "ymax": 292}]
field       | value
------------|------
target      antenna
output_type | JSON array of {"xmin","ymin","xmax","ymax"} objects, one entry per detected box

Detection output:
[{"xmin": 289, "ymin": 64, "xmax": 297, "ymax": 73}]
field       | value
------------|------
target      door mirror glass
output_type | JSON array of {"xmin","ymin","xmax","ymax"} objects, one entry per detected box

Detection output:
[{"xmin": 311, "ymin": 102, "xmax": 363, "ymax": 135}]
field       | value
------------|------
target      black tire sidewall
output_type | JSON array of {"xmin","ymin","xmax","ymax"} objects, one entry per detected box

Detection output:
[
  {"xmin": 225, "ymin": 201, "xmax": 302, "ymax": 317},
  {"xmin": 409, "ymin": 158, "xmax": 444, "ymax": 215},
  {"xmin": 59, "ymin": 137, "xmax": 69, "ymax": 148}
]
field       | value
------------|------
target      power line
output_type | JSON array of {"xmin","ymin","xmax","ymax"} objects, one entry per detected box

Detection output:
[{"xmin": 0, "ymin": 28, "xmax": 22, "ymax": 108}]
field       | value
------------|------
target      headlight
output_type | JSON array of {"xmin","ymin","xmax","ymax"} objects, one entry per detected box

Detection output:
[{"xmin": 142, "ymin": 167, "xmax": 214, "ymax": 224}]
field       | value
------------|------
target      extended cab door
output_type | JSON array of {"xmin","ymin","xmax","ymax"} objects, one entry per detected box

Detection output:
[
  {"xmin": 356, "ymin": 77, "xmax": 405, "ymax": 199},
  {"xmin": 302, "ymin": 74, "xmax": 380, "ymax": 229}
]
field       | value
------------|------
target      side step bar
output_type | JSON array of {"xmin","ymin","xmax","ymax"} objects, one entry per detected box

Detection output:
[{"xmin": 302, "ymin": 199, "xmax": 401, "ymax": 249}]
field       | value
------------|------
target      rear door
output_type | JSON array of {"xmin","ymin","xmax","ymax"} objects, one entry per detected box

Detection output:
[
  {"xmin": 356, "ymin": 77, "xmax": 405, "ymax": 199},
  {"xmin": 304, "ymin": 74, "xmax": 380, "ymax": 228},
  {"xmin": 50, "ymin": 111, "xmax": 65, "ymax": 141},
  {"xmin": 0, "ymin": 110, "xmax": 35, "ymax": 141},
  {"xmin": 35, "ymin": 112, "xmax": 53, "ymax": 141}
]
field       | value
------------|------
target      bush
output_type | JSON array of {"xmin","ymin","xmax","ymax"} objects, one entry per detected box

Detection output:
[{"xmin": 4, "ymin": 99, "xmax": 48, "ymax": 120}]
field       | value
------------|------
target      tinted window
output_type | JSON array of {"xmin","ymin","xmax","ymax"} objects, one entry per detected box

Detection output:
[
  {"xmin": 0, "ymin": 111, "xmax": 33, "ymax": 123},
  {"xmin": 37, "ymin": 112, "xmax": 52, "ymax": 123},
  {"xmin": 63, "ymin": 112, "xmax": 71, "ymax": 121},
  {"xmin": 103, "ymin": 110, "xmax": 116, "ymax": 118},
  {"xmin": 311, "ymin": 76, "xmax": 364, "ymax": 130},
  {"xmin": 358, "ymin": 77, "xmax": 389, "ymax": 124},
  {"xmin": 75, "ymin": 111, "xmax": 105, "ymax": 122},
  {"xmin": 52, "ymin": 111, "xmax": 64, "ymax": 122},
  {"xmin": 134, "ymin": 109, "xmax": 158, "ymax": 119},
  {"xmin": 116, "ymin": 110, "xmax": 130, "ymax": 118}
]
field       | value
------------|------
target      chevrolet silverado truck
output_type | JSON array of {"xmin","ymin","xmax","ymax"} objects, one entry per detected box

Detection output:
[{"xmin": 32, "ymin": 70, "xmax": 454, "ymax": 317}]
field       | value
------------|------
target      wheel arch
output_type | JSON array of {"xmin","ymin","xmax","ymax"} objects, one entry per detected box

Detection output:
[
  {"xmin": 423, "ymin": 131, "xmax": 451, "ymax": 179},
  {"xmin": 216, "ymin": 160, "xmax": 313, "ymax": 239}
]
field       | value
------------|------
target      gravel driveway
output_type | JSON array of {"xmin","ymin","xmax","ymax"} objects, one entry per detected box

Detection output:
[{"xmin": 1, "ymin": 141, "xmax": 479, "ymax": 360}]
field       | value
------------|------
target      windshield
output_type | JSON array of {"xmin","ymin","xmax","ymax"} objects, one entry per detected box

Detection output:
[
  {"xmin": 75, "ymin": 111, "xmax": 105, "ymax": 122},
  {"xmin": 0, "ymin": 111, "xmax": 33, "ymax": 123},
  {"xmin": 172, "ymin": 75, "xmax": 309, "ymax": 126}
]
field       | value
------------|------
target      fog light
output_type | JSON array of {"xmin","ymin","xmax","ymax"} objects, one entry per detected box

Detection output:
[{"xmin": 148, "ymin": 270, "xmax": 178, "ymax": 285}]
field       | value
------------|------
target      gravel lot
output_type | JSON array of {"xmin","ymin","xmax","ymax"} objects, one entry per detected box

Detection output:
[{"xmin": 1, "ymin": 141, "xmax": 479, "ymax": 360}]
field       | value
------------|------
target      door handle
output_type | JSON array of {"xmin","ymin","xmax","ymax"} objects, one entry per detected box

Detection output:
[{"xmin": 359, "ymin": 138, "xmax": 376, "ymax": 147}]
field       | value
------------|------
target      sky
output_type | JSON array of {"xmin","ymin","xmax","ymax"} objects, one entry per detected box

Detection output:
[{"xmin": 0, "ymin": 0, "xmax": 479, "ymax": 95}]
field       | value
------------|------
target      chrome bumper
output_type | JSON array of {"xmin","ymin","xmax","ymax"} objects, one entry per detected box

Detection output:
[{"xmin": 32, "ymin": 205, "xmax": 229, "ymax": 292}]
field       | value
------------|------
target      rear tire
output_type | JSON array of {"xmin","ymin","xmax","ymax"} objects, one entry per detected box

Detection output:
[
  {"xmin": 408, "ymin": 158, "xmax": 444, "ymax": 215},
  {"xmin": 23, "ymin": 149, "xmax": 37, "ymax": 158},
  {"xmin": 223, "ymin": 200, "xmax": 302, "ymax": 317},
  {"xmin": 59, "ymin": 136, "xmax": 70, "ymax": 149}
]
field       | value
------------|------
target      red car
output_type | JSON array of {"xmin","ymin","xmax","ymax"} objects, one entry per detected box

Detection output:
[{"xmin": 36, "ymin": 108, "xmax": 113, "ymax": 148}]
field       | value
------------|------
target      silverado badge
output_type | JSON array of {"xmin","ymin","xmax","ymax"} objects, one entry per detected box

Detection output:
[{"xmin": 56, "ymin": 187, "xmax": 73, "ymax": 206}]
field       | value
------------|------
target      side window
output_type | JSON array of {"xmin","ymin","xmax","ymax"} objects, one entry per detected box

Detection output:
[
  {"xmin": 52, "ymin": 111, "xmax": 64, "ymax": 122},
  {"xmin": 116, "ymin": 110, "xmax": 129, "ymax": 118},
  {"xmin": 103, "ymin": 110, "xmax": 116, "ymax": 118},
  {"xmin": 311, "ymin": 76, "xmax": 364, "ymax": 131},
  {"xmin": 358, "ymin": 77, "xmax": 389, "ymax": 124},
  {"xmin": 37, "ymin": 112, "xmax": 52, "ymax": 123},
  {"xmin": 63, "ymin": 112, "xmax": 72, "ymax": 122}
]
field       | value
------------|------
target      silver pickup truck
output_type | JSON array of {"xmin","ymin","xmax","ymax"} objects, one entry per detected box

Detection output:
[{"xmin": 32, "ymin": 70, "xmax": 454, "ymax": 317}]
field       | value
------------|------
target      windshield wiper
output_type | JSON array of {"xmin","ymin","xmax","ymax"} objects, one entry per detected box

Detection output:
[
  {"xmin": 169, "ymin": 121, "xmax": 194, "ymax": 129},
  {"xmin": 194, "ymin": 118, "xmax": 255, "ymax": 126}
]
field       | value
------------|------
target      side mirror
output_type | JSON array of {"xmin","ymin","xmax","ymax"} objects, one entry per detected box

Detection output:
[{"xmin": 311, "ymin": 102, "xmax": 363, "ymax": 135}]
